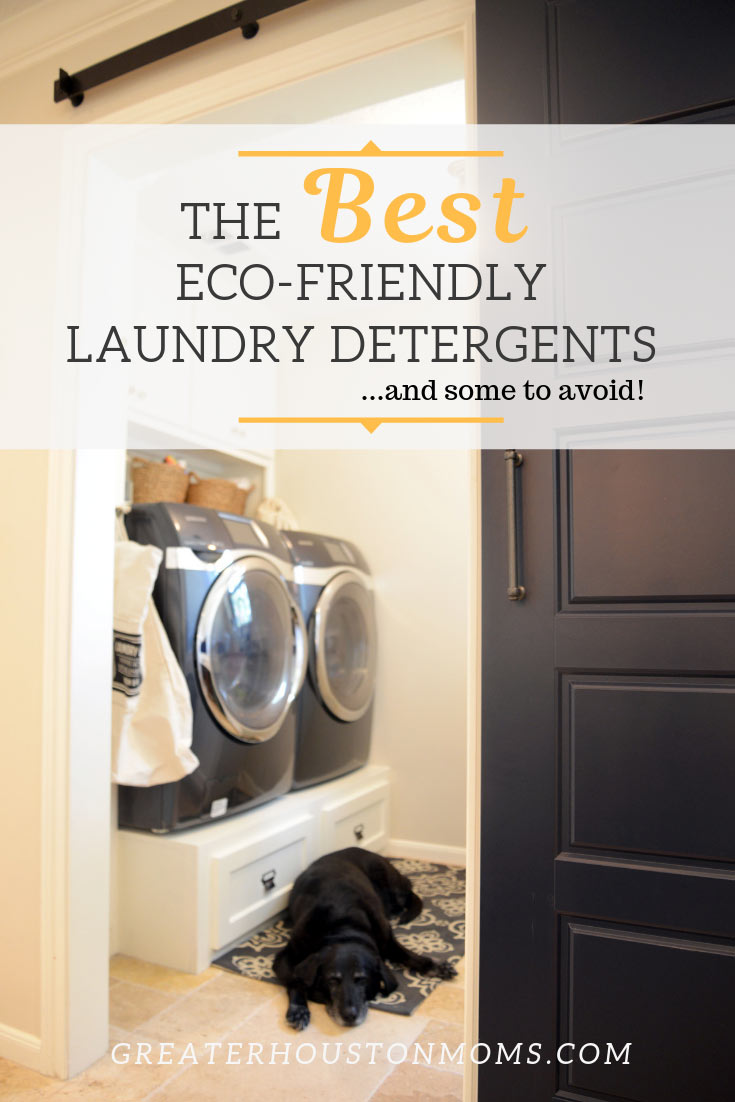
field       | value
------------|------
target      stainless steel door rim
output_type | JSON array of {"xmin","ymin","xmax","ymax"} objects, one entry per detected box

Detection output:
[
  {"xmin": 312, "ymin": 570, "xmax": 377, "ymax": 722},
  {"xmin": 196, "ymin": 556, "xmax": 307, "ymax": 743}
]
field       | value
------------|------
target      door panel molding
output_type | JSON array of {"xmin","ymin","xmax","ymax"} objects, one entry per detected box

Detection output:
[
  {"xmin": 561, "ymin": 675, "xmax": 735, "ymax": 862},
  {"xmin": 561, "ymin": 452, "xmax": 735, "ymax": 607},
  {"xmin": 547, "ymin": 0, "xmax": 735, "ymax": 125},
  {"xmin": 556, "ymin": 854, "xmax": 735, "ymax": 937},
  {"xmin": 556, "ymin": 614, "xmax": 735, "ymax": 670},
  {"xmin": 559, "ymin": 915, "xmax": 735, "ymax": 1100}
]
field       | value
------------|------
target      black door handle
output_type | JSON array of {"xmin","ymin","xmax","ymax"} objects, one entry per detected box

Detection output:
[
  {"xmin": 505, "ymin": 450, "xmax": 526, "ymax": 600},
  {"xmin": 261, "ymin": 869, "xmax": 276, "ymax": 891}
]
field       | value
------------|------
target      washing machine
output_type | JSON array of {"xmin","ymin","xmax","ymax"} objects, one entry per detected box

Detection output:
[
  {"xmin": 284, "ymin": 530, "xmax": 377, "ymax": 789},
  {"xmin": 119, "ymin": 502, "xmax": 307, "ymax": 832}
]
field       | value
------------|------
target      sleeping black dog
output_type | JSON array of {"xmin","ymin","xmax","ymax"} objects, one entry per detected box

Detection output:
[{"xmin": 272, "ymin": 847, "xmax": 457, "ymax": 1030}]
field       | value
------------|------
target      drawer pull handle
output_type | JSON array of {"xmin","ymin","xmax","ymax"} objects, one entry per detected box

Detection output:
[
  {"xmin": 261, "ymin": 869, "xmax": 276, "ymax": 892},
  {"xmin": 353, "ymin": 824, "xmax": 365, "ymax": 842}
]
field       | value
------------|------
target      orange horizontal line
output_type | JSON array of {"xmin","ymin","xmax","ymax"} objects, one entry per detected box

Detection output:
[
  {"xmin": 238, "ymin": 416, "xmax": 504, "ymax": 435},
  {"xmin": 238, "ymin": 417, "xmax": 504, "ymax": 423},
  {"xmin": 237, "ymin": 150, "xmax": 503, "ymax": 158}
]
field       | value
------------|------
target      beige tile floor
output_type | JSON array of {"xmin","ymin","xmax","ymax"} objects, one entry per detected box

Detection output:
[{"xmin": 0, "ymin": 956, "xmax": 465, "ymax": 1101}]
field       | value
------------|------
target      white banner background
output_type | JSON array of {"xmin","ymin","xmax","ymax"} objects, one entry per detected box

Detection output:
[{"xmin": 1, "ymin": 123, "xmax": 733, "ymax": 449}]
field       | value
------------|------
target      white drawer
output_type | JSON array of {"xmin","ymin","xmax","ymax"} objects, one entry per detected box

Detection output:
[
  {"xmin": 320, "ymin": 778, "xmax": 390, "ymax": 854},
  {"xmin": 210, "ymin": 813, "xmax": 316, "ymax": 951}
]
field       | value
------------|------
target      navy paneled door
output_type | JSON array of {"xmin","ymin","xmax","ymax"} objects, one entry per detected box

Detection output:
[
  {"xmin": 477, "ymin": 6, "xmax": 735, "ymax": 1098},
  {"xmin": 480, "ymin": 451, "xmax": 735, "ymax": 1100}
]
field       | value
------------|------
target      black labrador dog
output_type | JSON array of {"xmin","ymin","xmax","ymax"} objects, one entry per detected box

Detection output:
[{"xmin": 272, "ymin": 847, "xmax": 457, "ymax": 1030}]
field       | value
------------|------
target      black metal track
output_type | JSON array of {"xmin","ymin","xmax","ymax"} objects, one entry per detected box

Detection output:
[{"xmin": 54, "ymin": 0, "xmax": 307, "ymax": 107}]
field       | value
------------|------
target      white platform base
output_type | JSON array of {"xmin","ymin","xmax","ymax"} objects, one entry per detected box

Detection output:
[{"xmin": 116, "ymin": 765, "xmax": 391, "ymax": 974}]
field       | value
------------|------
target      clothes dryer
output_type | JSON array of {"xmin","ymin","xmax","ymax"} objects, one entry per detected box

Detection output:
[
  {"xmin": 285, "ymin": 530, "xmax": 376, "ymax": 789},
  {"xmin": 119, "ymin": 503, "xmax": 307, "ymax": 831}
]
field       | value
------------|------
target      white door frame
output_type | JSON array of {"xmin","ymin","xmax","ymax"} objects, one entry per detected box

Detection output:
[
  {"xmin": 40, "ymin": 451, "xmax": 121, "ymax": 1079},
  {"xmin": 37, "ymin": 0, "xmax": 479, "ymax": 1085}
]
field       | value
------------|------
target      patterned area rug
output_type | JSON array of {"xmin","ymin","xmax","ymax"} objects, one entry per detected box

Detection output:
[{"xmin": 213, "ymin": 859, "xmax": 465, "ymax": 1016}]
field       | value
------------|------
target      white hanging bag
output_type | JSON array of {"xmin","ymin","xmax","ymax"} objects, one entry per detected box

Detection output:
[{"xmin": 112, "ymin": 512, "xmax": 199, "ymax": 786}]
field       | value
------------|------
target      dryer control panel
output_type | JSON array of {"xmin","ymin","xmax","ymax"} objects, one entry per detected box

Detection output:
[
  {"xmin": 125, "ymin": 502, "xmax": 290, "ymax": 562},
  {"xmin": 284, "ymin": 530, "xmax": 370, "ymax": 573}
]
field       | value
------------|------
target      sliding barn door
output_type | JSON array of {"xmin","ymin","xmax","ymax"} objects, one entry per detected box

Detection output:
[
  {"xmin": 476, "ymin": 5, "xmax": 735, "ymax": 1098},
  {"xmin": 480, "ymin": 450, "xmax": 735, "ymax": 1100}
]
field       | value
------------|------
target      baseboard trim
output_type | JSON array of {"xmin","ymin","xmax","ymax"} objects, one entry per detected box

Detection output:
[
  {"xmin": 386, "ymin": 839, "xmax": 466, "ymax": 866},
  {"xmin": 0, "ymin": 1022, "xmax": 43, "ymax": 1071}
]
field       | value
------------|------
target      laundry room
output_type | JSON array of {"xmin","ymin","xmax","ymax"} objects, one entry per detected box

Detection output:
[
  {"xmin": 0, "ymin": 3, "xmax": 478, "ymax": 1099},
  {"xmin": 105, "ymin": 21, "xmax": 474, "ymax": 1089},
  {"xmin": 103, "ymin": 441, "xmax": 474, "ymax": 1099}
]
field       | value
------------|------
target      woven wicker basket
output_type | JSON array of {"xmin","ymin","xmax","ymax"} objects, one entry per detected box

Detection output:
[
  {"xmin": 186, "ymin": 474, "xmax": 242, "ymax": 513},
  {"xmin": 231, "ymin": 484, "xmax": 253, "ymax": 517},
  {"xmin": 131, "ymin": 457, "xmax": 190, "ymax": 504}
]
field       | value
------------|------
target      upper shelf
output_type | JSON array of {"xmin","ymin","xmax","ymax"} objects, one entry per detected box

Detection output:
[
  {"xmin": 127, "ymin": 413, "xmax": 273, "ymax": 476},
  {"xmin": 126, "ymin": 360, "xmax": 275, "ymax": 464}
]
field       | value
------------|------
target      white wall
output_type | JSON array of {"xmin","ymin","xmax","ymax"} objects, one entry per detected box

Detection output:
[
  {"xmin": 276, "ymin": 450, "xmax": 470, "ymax": 850},
  {"xmin": 0, "ymin": 453, "xmax": 47, "ymax": 1040}
]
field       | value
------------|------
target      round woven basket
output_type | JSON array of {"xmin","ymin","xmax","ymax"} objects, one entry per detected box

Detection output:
[
  {"xmin": 231, "ymin": 484, "xmax": 253, "ymax": 517},
  {"xmin": 186, "ymin": 474, "xmax": 242, "ymax": 513},
  {"xmin": 131, "ymin": 457, "xmax": 190, "ymax": 504}
]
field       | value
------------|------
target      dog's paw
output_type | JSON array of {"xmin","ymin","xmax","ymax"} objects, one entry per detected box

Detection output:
[
  {"xmin": 286, "ymin": 1004, "xmax": 311, "ymax": 1030},
  {"xmin": 433, "ymin": 960, "xmax": 458, "ymax": 981}
]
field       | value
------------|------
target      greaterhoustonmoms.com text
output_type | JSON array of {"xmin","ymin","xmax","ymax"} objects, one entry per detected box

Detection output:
[{"xmin": 111, "ymin": 1040, "xmax": 631, "ymax": 1067}]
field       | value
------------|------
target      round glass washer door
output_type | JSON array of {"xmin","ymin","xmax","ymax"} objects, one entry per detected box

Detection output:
[
  {"xmin": 196, "ymin": 556, "xmax": 307, "ymax": 743},
  {"xmin": 312, "ymin": 571, "xmax": 377, "ymax": 722}
]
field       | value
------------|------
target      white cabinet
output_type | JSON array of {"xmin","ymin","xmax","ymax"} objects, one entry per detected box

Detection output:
[
  {"xmin": 116, "ymin": 765, "xmax": 391, "ymax": 974},
  {"xmin": 188, "ymin": 365, "xmax": 275, "ymax": 459},
  {"xmin": 210, "ymin": 812, "xmax": 316, "ymax": 951},
  {"xmin": 320, "ymin": 777, "xmax": 390, "ymax": 853},
  {"xmin": 126, "ymin": 362, "xmax": 274, "ymax": 463},
  {"xmin": 127, "ymin": 362, "xmax": 191, "ymax": 432}
]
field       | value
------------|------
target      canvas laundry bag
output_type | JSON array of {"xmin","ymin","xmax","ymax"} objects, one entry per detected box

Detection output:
[{"xmin": 112, "ymin": 533, "xmax": 199, "ymax": 786}]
